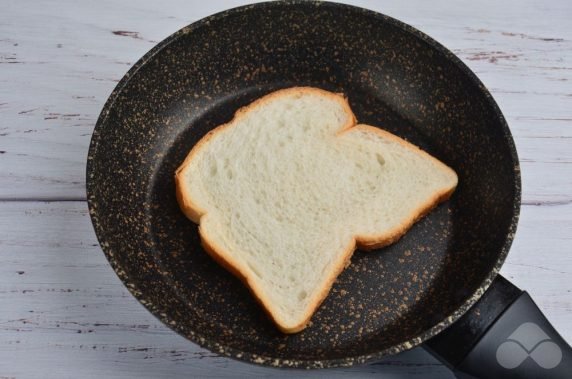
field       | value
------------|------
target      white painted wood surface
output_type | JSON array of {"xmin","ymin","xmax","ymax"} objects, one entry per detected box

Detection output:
[{"xmin": 0, "ymin": 0, "xmax": 570, "ymax": 378}]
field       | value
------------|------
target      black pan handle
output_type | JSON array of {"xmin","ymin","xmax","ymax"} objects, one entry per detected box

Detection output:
[{"xmin": 425, "ymin": 275, "xmax": 572, "ymax": 379}]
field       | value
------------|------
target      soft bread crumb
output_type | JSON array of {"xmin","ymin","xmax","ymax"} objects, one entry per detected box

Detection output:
[{"xmin": 175, "ymin": 87, "xmax": 457, "ymax": 333}]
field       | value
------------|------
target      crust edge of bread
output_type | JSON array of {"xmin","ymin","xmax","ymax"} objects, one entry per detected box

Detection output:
[{"xmin": 174, "ymin": 87, "xmax": 458, "ymax": 333}]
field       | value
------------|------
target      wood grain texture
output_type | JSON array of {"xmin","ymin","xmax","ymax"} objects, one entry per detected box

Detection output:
[
  {"xmin": 1, "ymin": 201, "xmax": 570, "ymax": 378},
  {"xmin": 0, "ymin": 0, "xmax": 570, "ymax": 378},
  {"xmin": 0, "ymin": 202, "xmax": 452, "ymax": 378},
  {"xmin": 1, "ymin": 0, "xmax": 570, "ymax": 203}
]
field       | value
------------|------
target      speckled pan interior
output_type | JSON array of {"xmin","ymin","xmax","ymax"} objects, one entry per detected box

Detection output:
[{"xmin": 87, "ymin": 1, "xmax": 520, "ymax": 369}]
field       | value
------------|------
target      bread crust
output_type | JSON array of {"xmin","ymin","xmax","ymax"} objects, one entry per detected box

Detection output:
[{"xmin": 175, "ymin": 87, "xmax": 457, "ymax": 333}]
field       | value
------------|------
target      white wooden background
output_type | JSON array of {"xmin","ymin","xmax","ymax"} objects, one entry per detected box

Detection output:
[{"xmin": 1, "ymin": 0, "xmax": 570, "ymax": 378}]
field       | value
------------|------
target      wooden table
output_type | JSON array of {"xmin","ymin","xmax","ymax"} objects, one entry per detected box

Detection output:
[{"xmin": 1, "ymin": 1, "xmax": 570, "ymax": 377}]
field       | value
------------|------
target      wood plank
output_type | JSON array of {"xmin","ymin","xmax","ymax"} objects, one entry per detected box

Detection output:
[
  {"xmin": 1, "ymin": 0, "xmax": 571, "ymax": 203},
  {"xmin": 0, "ymin": 201, "xmax": 452, "ymax": 378},
  {"xmin": 0, "ymin": 200, "xmax": 570, "ymax": 377}
]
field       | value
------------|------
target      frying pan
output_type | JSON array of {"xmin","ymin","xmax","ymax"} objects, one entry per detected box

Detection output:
[{"xmin": 87, "ymin": 1, "xmax": 571, "ymax": 377}]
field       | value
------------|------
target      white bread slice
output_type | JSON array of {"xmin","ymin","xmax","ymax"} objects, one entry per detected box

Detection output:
[{"xmin": 175, "ymin": 87, "xmax": 457, "ymax": 333}]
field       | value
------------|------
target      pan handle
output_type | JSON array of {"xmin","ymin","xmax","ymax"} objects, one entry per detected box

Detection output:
[{"xmin": 425, "ymin": 275, "xmax": 572, "ymax": 379}]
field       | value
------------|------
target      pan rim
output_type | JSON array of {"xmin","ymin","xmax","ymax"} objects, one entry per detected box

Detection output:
[{"xmin": 86, "ymin": 0, "xmax": 521, "ymax": 369}]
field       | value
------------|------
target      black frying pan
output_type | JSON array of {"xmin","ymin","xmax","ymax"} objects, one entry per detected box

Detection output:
[{"xmin": 87, "ymin": 2, "xmax": 571, "ymax": 377}]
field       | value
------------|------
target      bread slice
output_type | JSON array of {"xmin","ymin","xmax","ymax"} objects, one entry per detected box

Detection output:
[{"xmin": 175, "ymin": 87, "xmax": 457, "ymax": 333}]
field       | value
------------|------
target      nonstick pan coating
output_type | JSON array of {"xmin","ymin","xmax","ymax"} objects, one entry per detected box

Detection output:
[{"xmin": 87, "ymin": 1, "xmax": 520, "ymax": 368}]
